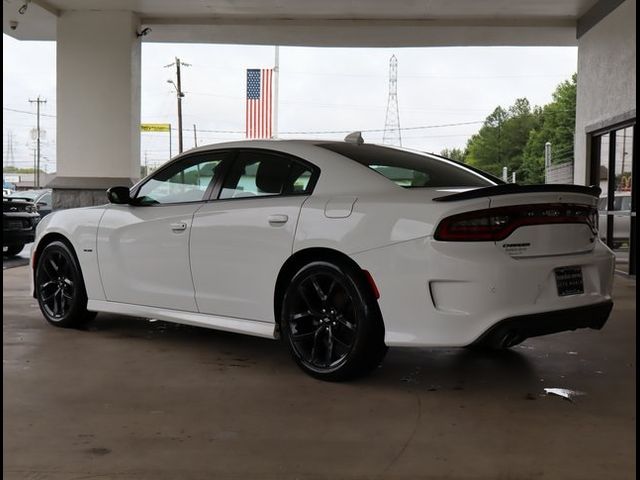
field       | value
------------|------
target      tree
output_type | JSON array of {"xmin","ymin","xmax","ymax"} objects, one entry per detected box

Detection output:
[
  {"xmin": 439, "ymin": 147, "xmax": 466, "ymax": 162},
  {"xmin": 465, "ymin": 100, "xmax": 540, "ymax": 181},
  {"xmin": 2, "ymin": 166, "xmax": 44, "ymax": 174},
  {"xmin": 521, "ymin": 74, "xmax": 577, "ymax": 184}
]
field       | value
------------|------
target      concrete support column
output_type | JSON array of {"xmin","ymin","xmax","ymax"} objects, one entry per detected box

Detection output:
[{"xmin": 50, "ymin": 11, "xmax": 141, "ymax": 208}]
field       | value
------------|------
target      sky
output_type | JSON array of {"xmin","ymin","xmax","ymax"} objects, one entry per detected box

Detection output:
[{"xmin": 3, "ymin": 34, "xmax": 578, "ymax": 172}]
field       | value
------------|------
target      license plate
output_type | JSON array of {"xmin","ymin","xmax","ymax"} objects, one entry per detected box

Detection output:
[{"xmin": 555, "ymin": 266, "xmax": 584, "ymax": 296}]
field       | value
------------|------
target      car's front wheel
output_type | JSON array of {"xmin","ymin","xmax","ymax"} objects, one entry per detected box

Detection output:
[
  {"xmin": 35, "ymin": 240, "xmax": 96, "ymax": 328},
  {"xmin": 281, "ymin": 261, "xmax": 386, "ymax": 381}
]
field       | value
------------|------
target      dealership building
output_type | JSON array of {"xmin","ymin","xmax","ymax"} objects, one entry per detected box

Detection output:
[{"xmin": 3, "ymin": 0, "xmax": 636, "ymax": 273}]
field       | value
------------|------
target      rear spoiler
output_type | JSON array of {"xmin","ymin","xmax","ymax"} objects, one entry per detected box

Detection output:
[{"xmin": 433, "ymin": 184, "xmax": 601, "ymax": 202}]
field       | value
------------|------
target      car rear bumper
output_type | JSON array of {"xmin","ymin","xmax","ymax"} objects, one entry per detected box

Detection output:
[
  {"xmin": 471, "ymin": 301, "xmax": 613, "ymax": 348},
  {"xmin": 352, "ymin": 237, "xmax": 615, "ymax": 347}
]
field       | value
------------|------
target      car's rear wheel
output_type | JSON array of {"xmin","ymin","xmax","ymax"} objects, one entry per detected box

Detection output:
[
  {"xmin": 281, "ymin": 261, "xmax": 386, "ymax": 381},
  {"xmin": 35, "ymin": 240, "xmax": 96, "ymax": 328},
  {"xmin": 4, "ymin": 243, "xmax": 24, "ymax": 257}
]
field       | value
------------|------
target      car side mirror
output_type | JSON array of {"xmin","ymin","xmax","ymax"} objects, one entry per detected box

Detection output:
[{"xmin": 107, "ymin": 186, "xmax": 132, "ymax": 205}]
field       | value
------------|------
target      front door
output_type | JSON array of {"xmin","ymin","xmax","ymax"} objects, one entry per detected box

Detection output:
[
  {"xmin": 190, "ymin": 149, "xmax": 316, "ymax": 322},
  {"xmin": 97, "ymin": 151, "xmax": 227, "ymax": 311}
]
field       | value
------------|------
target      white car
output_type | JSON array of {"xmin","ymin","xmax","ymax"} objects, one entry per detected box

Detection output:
[
  {"xmin": 30, "ymin": 138, "xmax": 615, "ymax": 380},
  {"xmin": 598, "ymin": 191, "xmax": 632, "ymax": 248}
]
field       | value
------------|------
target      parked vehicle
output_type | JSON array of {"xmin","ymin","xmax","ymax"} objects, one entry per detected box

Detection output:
[
  {"xmin": 3, "ymin": 197, "xmax": 40, "ymax": 256},
  {"xmin": 598, "ymin": 191, "xmax": 632, "ymax": 248},
  {"xmin": 31, "ymin": 138, "xmax": 614, "ymax": 380},
  {"xmin": 9, "ymin": 189, "xmax": 53, "ymax": 217}
]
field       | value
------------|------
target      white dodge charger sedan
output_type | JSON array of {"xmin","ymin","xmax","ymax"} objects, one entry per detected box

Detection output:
[{"xmin": 31, "ymin": 137, "xmax": 615, "ymax": 380}]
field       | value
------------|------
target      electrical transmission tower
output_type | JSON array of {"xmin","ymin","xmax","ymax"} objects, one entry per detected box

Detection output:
[
  {"xmin": 383, "ymin": 55, "xmax": 401, "ymax": 146},
  {"xmin": 4, "ymin": 130, "xmax": 16, "ymax": 168}
]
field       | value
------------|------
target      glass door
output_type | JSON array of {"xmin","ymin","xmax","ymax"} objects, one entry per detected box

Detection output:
[{"xmin": 592, "ymin": 123, "xmax": 636, "ymax": 275}]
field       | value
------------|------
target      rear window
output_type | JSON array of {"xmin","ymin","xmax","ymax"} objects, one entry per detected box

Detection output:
[{"xmin": 318, "ymin": 143, "xmax": 495, "ymax": 188}]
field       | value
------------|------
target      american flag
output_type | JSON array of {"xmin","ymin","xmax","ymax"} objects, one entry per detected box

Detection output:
[{"xmin": 246, "ymin": 68, "xmax": 273, "ymax": 139}]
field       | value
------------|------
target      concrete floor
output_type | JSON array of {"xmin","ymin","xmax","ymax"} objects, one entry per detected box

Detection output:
[{"xmin": 3, "ymin": 266, "xmax": 636, "ymax": 480}]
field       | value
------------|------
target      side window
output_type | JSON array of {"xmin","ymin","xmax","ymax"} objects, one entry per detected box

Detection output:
[
  {"xmin": 220, "ymin": 151, "xmax": 314, "ymax": 199},
  {"xmin": 136, "ymin": 153, "xmax": 225, "ymax": 205},
  {"xmin": 40, "ymin": 193, "xmax": 52, "ymax": 206}
]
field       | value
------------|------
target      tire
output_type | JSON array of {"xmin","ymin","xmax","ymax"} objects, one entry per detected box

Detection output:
[
  {"xmin": 35, "ymin": 240, "xmax": 96, "ymax": 328},
  {"xmin": 4, "ymin": 243, "xmax": 24, "ymax": 257},
  {"xmin": 280, "ymin": 260, "xmax": 387, "ymax": 381}
]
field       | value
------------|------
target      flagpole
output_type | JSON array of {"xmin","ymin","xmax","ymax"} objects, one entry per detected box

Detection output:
[{"xmin": 273, "ymin": 46, "xmax": 279, "ymax": 139}]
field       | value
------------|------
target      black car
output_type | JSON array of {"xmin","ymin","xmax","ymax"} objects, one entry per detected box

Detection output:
[
  {"xmin": 8, "ymin": 189, "xmax": 53, "ymax": 217},
  {"xmin": 3, "ymin": 198, "xmax": 40, "ymax": 256}
]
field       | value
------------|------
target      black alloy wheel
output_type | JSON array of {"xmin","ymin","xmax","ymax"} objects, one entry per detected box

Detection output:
[
  {"xmin": 36, "ymin": 240, "xmax": 95, "ymax": 328},
  {"xmin": 281, "ymin": 261, "xmax": 386, "ymax": 381}
]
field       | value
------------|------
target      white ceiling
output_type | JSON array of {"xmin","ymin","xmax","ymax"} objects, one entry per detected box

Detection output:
[{"xmin": 3, "ymin": 0, "xmax": 601, "ymax": 45}]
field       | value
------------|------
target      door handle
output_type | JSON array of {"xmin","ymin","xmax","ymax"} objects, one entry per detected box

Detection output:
[
  {"xmin": 170, "ymin": 222, "xmax": 188, "ymax": 232},
  {"xmin": 268, "ymin": 214, "xmax": 289, "ymax": 225}
]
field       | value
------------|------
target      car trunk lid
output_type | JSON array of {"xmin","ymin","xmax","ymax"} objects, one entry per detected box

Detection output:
[{"xmin": 433, "ymin": 184, "xmax": 600, "ymax": 258}]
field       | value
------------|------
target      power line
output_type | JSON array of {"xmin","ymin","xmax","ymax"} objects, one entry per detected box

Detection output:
[
  {"xmin": 139, "ymin": 120, "xmax": 484, "ymax": 136},
  {"xmin": 3, "ymin": 106, "xmax": 56, "ymax": 118}
]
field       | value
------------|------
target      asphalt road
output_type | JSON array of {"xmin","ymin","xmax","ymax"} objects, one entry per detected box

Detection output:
[
  {"xmin": 2, "ymin": 243, "xmax": 31, "ymax": 270},
  {"xmin": 3, "ymin": 266, "xmax": 636, "ymax": 480}
]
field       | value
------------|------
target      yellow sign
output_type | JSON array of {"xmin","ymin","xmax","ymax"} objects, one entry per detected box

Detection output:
[{"xmin": 141, "ymin": 123, "xmax": 171, "ymax": 132}]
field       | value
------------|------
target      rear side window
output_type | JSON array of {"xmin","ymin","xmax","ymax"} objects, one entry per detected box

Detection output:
[
  {"xmin": 220, "ymin": 151, "xmax": 315, "ymax": 199},
  {"xmin": 319, "ymin": 143, "xmax": 495, "ymax": 188}
]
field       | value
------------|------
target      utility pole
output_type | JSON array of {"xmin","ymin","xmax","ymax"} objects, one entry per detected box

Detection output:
[
  {"xmin": 193, "ymin": 124, "xmax": 198, "ymax": 148},
  {"xmin": 33, "ymin": 148, "xmax": 37, "ymax": 187},
  {"xmin": 28, "ymin": 96, "xmax": 46, "ymax": 188},
  {"xmin": 544, "ymin": 141, "xmax": 552, "ymax": 184},
  {"xmin": 621, "ymin": 128, "xmax": 627, "ymax": 182},
  {"xmin": 165, "ymin": 58, "xmax": 190, "ymax": 153},
  {"xmin": 383, "ymin": 55, "xmax": 401, "ymax": 146}
]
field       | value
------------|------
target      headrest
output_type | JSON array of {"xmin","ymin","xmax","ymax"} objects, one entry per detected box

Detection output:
[{"xmin": 255, "ymin": 160, "xmax": 289, "ymax": 194}]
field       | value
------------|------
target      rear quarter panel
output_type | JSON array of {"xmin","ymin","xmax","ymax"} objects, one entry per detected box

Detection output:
[{"xmin": 294, "ymin": 189, "xmax": 490, "ymax": 255}]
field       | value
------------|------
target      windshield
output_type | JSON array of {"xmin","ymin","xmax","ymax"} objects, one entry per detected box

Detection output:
[
  {"xmin": 9, "ymin": 191, "xmax": 39, "ymax": 200},
  {"xmin": 318, "ymin": 143, "xmax": 496, "ymax": 188}
]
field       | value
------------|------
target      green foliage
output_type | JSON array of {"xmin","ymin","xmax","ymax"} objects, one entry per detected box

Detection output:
[
  {"xmin": 460, "ymin": 75, "xmax": 577, "ymax": 184},
  {"xmin": 521, "ymin": 74, "xmax": 577, "ymax": 184},
  {"xmin": 465, "ymin": 100, "xmax": 540, "ymax": 181},
  {"xmin": 439, "ymin": 147, "xmax": 466, "ymax": 162},
  {"xmin": 3, "ymin": 167, "xmax": 44, "ymax": 174}
]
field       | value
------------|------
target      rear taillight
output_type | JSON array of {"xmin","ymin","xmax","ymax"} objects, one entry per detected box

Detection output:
[{"xmin": 434, "ymin": 204, "xmax": 598, "ymax": 242}]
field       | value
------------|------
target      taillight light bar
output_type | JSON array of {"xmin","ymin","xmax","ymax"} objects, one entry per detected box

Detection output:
[{"xmin": 434, "ymin": 203, "xmax": 598, "ymax": 242}]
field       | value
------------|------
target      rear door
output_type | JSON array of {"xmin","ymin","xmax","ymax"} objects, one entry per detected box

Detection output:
[
  {"xmin": 97, "ymin": 151, "xmax": 227, "ymax": 311},
  {"xmin": 190, "ymin": 149, "xmax": 317, "ymax": 322}
]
